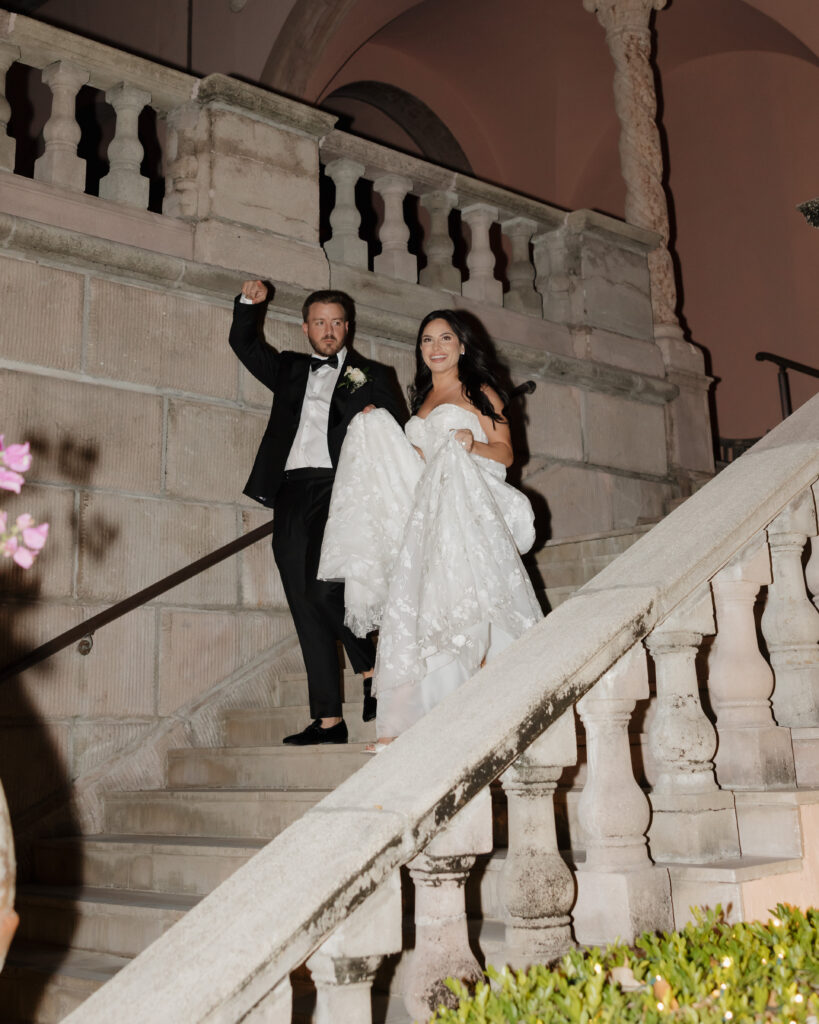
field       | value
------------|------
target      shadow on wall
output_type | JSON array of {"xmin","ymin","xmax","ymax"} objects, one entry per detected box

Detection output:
[{"xmin": 0, "ymin": 431, "xmax": 116, "ymax": 1019}]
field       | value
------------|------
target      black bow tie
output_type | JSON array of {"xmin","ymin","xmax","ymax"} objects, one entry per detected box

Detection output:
[{"xmin": 310, "ymin": 353, "xmax": 339, "ymax": 372}]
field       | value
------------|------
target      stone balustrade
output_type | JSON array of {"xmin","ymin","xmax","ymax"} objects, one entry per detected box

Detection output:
[
  {"xmin": 0, "ymin": 9, "xmax": 193, "ymax": 206},
  {"xmin": 63, "ymin": 394, "xmax": 819, "ymax": 1023},
  {"xmin": 319, "ymin": 128, "xmax": 659, "ymax": 334}
]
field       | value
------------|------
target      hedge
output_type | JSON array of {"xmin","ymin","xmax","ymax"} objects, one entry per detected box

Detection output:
[{"xmin": 431, "ymin": 905, "xmax": 819, "ymax": 1023}]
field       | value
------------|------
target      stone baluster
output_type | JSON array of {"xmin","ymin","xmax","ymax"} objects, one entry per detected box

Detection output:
[
  {"xmin": 805, "ymin": 481, "xmax": 819, "ymax": 612},
  {"xmin": 324, "ymin": 158, "xmax": 368, "ymax": 268},
  {"xmin": 162, "ymin": 103, "xmax": 201, "ymax": 220},
  {"xmin": 708, "ymin": 534, "xmax": 795, "ymax": 789},
  {"xmin": 761, "ymin": 488, "xmax": 819, "ymax": 786},
  {"xmin": 403, "ymin": 789, "xmax": 493, "ymax": 1022},
  {"xmin": 760, "ymin": 489, "xmax": 819, "ymax": 726},
  {"xmin": 573, "ymin": 643, "xmax": 672, "ymax": 946},
  {"xmin": 502, "ymin": 216, "xmax": 541, "ymax": 316},
  {"xmin": 644, "ymin": 585, "xmax": 739, "ymax": 861},
  {"xmin": 373, "ymin": 173, "xmax": 416, "ymax": 281},
  {"xmin": 499, "ymin": 712, "xmax": 576, "ymax": 967},
  {"xmin": 533, "ymin": 227, "xmax": 571, "ymax": 323},
  {"xmin": 419, "ymin": 189, "xmax": 460, "ymax": 291},
  {"xmin": 461, "ymin": 202, "xmax": 503, "ymax": 305},
  {"xmin": 0, "ymin": 42, "xmax": 20, "ymax": 172},
  {"xmin": 33, "ymin": 60, "xmax": 90, "ymax": 191},
  {"xmin": 98, "ymin": 83, "xmax": 151, "ymax": 208},
  {"xmin": 306, "ymin": 871, "xmax": 402, "ymax": 1024}
]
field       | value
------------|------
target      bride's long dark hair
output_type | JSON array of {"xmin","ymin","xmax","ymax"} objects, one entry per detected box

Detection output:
[{"xmin": 409, "ymin": 310, "xmax": 509, "ymax": 423}]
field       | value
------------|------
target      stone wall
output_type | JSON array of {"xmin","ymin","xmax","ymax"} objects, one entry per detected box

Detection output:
[{"xmin": 0, "ymin": 11, "xmax": 699, "ymax": 842}]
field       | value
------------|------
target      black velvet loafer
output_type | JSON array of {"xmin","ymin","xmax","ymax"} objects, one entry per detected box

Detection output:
[{"xmin": 282, "ymin": 719, "xmax": 348, "ymax": 745}]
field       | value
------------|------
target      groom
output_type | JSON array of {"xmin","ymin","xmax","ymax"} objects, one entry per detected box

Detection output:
[{"xmin": 229, "ymin": 281, "xmax": 403, "ymax": 744}]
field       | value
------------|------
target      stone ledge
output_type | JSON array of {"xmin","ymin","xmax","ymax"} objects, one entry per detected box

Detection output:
[{"xmin": 196, "ymin": 73, "xmax": 337, "ymax": 139}]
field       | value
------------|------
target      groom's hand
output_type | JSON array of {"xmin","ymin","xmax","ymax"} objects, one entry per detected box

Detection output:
[{"xmin": 241, "ymin": 280, "xmax": 268, "ymax": 304}]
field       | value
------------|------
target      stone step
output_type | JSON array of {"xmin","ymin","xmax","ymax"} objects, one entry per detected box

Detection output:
[
  {"xmin": 15, "ymin": 885, "xmax": 198, "ymax": 958},
  {"xmin": 0, "ymin": 942, "xmax": 127, "ymax": 1024},
  {"xmin": 224, "ymin": 703, "xmax": 377, "ymax": 745},
  {"xmin": 33, "ymin": 834, "xmax": 265, "ymax": 895},
  {"xmin": 104, "ymin": 788, "xmax": 324, "ymax": 839},
  {"xmin": 166, "ymin": 743, "xmax": 373, "ymax": 789}
]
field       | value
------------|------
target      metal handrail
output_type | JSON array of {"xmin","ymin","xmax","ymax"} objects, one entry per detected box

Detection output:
[
  {"xmin": 756, "ymin": 351, "xmax": 819, "ymax": 420},
  {"xmin": 0, "ymin": 519, "xmax": 274, "ymax": 683}
]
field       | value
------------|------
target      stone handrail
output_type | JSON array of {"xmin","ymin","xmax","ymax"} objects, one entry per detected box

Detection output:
[{"xmin": 64, "ymin": 393, "xmax": 819, "ymax": 1022}]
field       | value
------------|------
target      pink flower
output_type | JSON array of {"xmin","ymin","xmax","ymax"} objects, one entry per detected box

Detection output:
[
  {"xmin": 0, "ymin": 511, "xmax": 6, "ymax": 533},
  {"xmin": 0, "ymin": 469, "xmax": 24, "ymax": 494},
  {"xmin": 15, "ymin": 513, "xmax": 34, "ymax": 530},
  {"xmin": 1, "ymin": 536, "xmax": 18, "ymax": 558},
  {"xmin": 22, "ymin": 522, "xmax": 48, "ymax": 550},
  {"xmin": 12, "ymin": 547, "xmax": 35, "ymax": 569},
  {"xmin": 1, "ymin": 443, "xmax": 32, "ymax": 474}
]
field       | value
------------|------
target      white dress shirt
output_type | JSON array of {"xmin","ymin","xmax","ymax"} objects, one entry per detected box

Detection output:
[
  {"xmin": 239, "ymin": 294, "xmax": 345, "ymax": 469},
  {"xmin": 284, "ymin": 347, "xmax": 346, "ymax": 470}
]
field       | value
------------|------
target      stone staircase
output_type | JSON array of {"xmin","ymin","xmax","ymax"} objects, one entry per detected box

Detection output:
[{"xmin": 3, "ymin": 525, "xmax": 816, "ymax": 1023}]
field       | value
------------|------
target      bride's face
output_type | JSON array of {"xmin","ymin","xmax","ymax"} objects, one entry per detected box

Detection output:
[{"xmin": 419, "ymin": 319, "xmax": 464, "ymax": 375}]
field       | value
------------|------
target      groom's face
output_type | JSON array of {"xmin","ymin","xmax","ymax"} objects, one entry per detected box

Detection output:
[{"xmin": 303, "ymin": 302, "xmax": 349, "ymax": 357}]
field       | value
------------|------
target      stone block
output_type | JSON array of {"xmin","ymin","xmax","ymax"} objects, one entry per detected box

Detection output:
[
  {"xmin": 733, "ymin": 791, "xmax": 804, "ymax": 859},
  {"xmin": 239, "ymin": 507, "xmax": 286, "ymax": 608},
  {"xmin": 573, "ymin": 864, "xmax": 673, "ymax": 946},
  {"xmin": 611, "ymin": 475, "xmax": 669, "ymax": 530},
  {"xmin": 0, "ymin": 370, "xmax": 163, "ymax": 493},
  {"xmin": 192, "ymin": 220, "xmax": 329, "ymax": 293},
  {"xmin": 583, "ymin": 393, "xmax": 668, "ymax": 477},
  {"xmin": 666, "ymin": 377, "xmax": 716, "ymax": 475},
  {"xmin": 165, "ymin": 399, "xmax": 266, "ymax": 503},
  {"xmin": 0, "ymin": 720, "xmax": 72, "ymax": 818},
  {"xmin": 648, "ymin": 790, "xmax": 739, "ymax": 863},
  {"xmin": 86, "ymin": 280, "xmax": 236, "ymax": 399},
  {"xmin": 77, "ymin": 492, "xmax": 237, "ymax": 604},
  {"xmin": 0, "ymin": 255, "xmax": 84, "ymax": 371},
  {"xmin": 523, "ymin": 463, "xmax": 614, "ymax": 541},
  {"xmin": 205, "ymin": 108, "xmax": 321, "ymax": 243},
  {"xmin": 570, "ymin": 232, "xmax": 654, "ymax": 341},
  {"xmin": 792, "ymin": 727, "xmax": 819, "ymax": 786},
  {"xmin": 0, "ymin": 483, "xmax": 75, "ymax": 598},
  {"xmin": 72, "ymin": 720, "xmax": 154, "ymax": 777},
  {"xmin": 157, "ymin": 609, "xmax": 291, "ymax": 714},
  {"xmin": 713, "ymin": 725, "xmax": 795, "ymax": 792},
  {"xmin": 573, "ymin": 328, "xmax": 665, "ymax": 377},
  {"xmin": 523, "ymin": 380, "xmax": 583, "ymax": 462},
  {"xmin": 0, "ymin": 602, "xmax": 155, "ymax": 718}
]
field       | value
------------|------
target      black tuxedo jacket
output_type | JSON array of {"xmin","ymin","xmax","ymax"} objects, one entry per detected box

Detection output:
[{"xmin": 229, "ymin": 297, "xmax": 405, "ymax": 507}]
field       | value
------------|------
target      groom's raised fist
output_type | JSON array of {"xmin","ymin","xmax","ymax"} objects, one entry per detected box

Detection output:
[{"xmin": 241, "ymin": 280, "xmax": 268, "ymax": 304}]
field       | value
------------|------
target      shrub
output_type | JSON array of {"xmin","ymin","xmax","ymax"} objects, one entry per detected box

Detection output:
[{"xmin": 431, "ymin": 905, "xmax": 819, "ymax": 1023}]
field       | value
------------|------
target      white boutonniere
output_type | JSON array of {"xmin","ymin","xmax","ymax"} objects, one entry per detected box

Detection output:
[{"xmin": 339, "ymin": 366, "xmax": 371, "ymax": 392}]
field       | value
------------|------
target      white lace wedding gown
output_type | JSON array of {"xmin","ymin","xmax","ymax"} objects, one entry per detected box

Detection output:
[{"xmin": 318, "ymin": 405, "xmax": 543, "ymax": 737}]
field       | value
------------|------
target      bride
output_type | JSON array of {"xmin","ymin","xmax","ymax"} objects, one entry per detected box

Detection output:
[{"xmin": 318, "ymin": 310, "xmax": 543, "ymax": 747}]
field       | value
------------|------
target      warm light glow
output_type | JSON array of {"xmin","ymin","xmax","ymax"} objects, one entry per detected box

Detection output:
[{"xmin": 721, "ymin": 957, "xmax": 732, "ymax": 968}]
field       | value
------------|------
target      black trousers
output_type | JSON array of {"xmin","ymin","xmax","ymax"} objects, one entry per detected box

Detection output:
[{"xmin": 272, "ymin": 470, "xmax": 375, "ymax": 718}]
